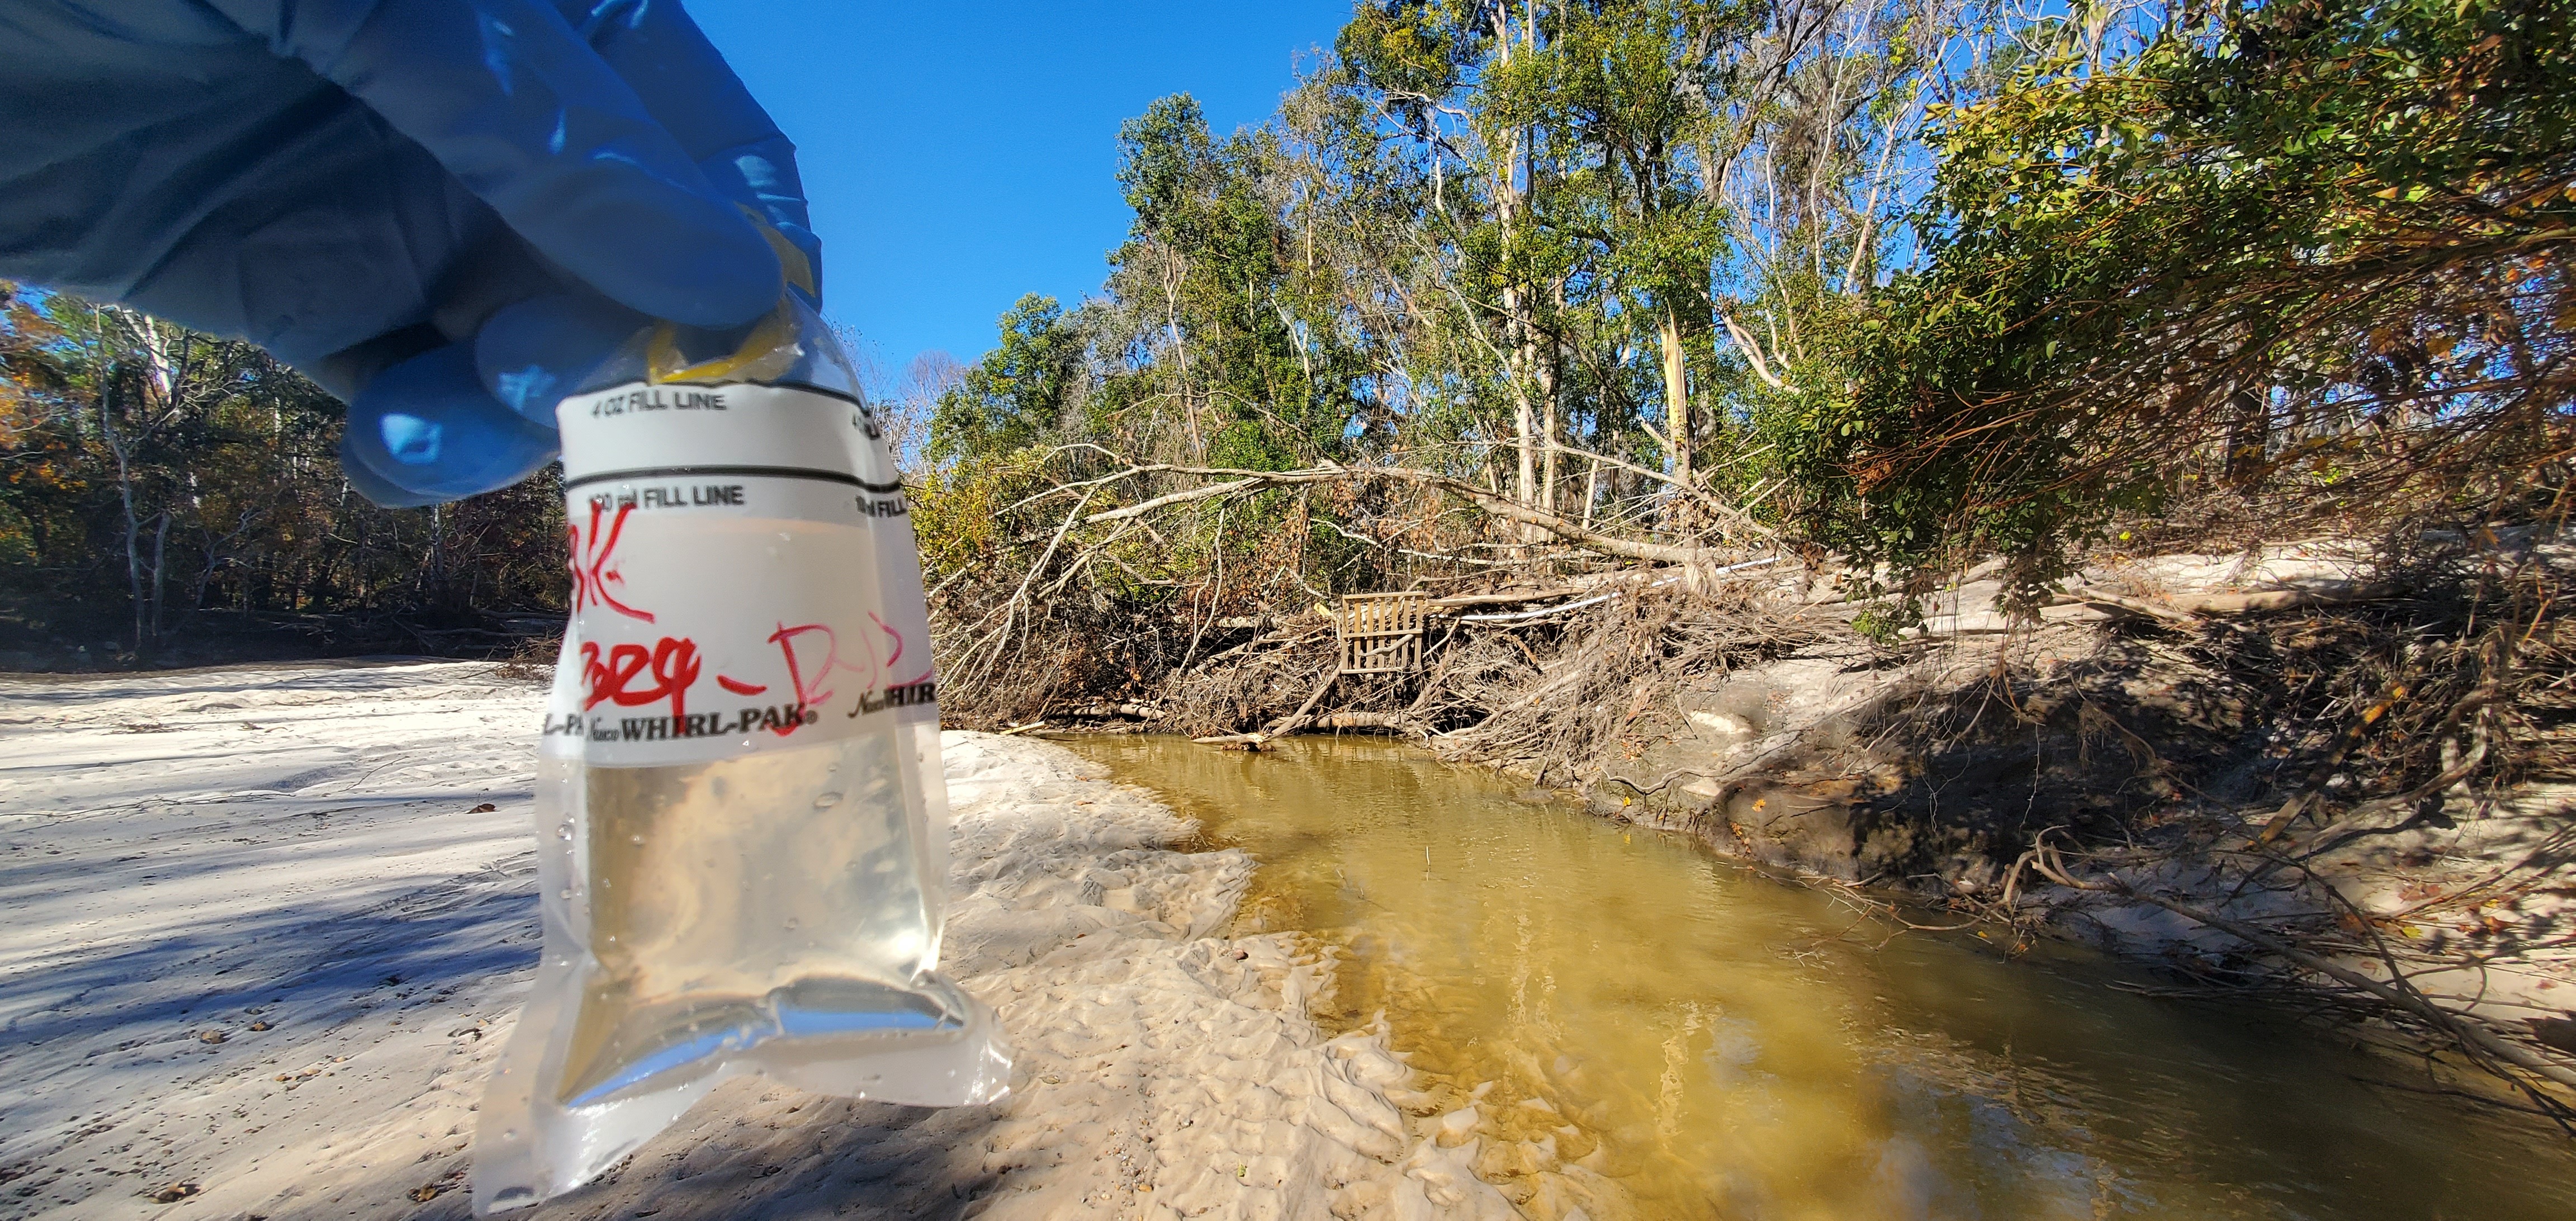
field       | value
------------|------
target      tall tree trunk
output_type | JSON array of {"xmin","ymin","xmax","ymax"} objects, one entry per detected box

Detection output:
[
  {"xmin": 1541, "ymin": 280, "xmax": 1568, "ymax": 515},
  {"xmin": 1488, "ymin": 7, "xmax": 1540, "ymax": 531},
  {"xmin": 148, "ymin": 511, "xmax": 170, "ymax": 649},
  {"xmin": 1537, "ymin": 330, "xmax": 1560, "ymax": 516},
  {"xmin": 1658, "ymin": 305, "xmax": 1693, "ymax": 488},
  {"xmin": 1498, "ymin": 131, "xmax": 1537, "ymax": 517},
  {"xmin": 98, "ymin": 375, "xmax": 146, "ymax": 653},
  {"xmin": 1161, "ymin": 252, "xmax": 1202, "ymax": 462},
  {"xmin": 1508, "ymin": 316, "xmax": 1537, "ymax": 510},
  {"xmin": 1580, "ymin": 454, "xmax": 1600, "ymax": 531},
  {"xmin": 425, "ymin": 502, "xmax": 447, "ymax": 607}
]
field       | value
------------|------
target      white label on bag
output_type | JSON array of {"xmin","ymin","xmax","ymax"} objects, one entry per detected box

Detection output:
[{"xmin": 539, "ymin": 381, "xmax": 936, "ymax": 766}]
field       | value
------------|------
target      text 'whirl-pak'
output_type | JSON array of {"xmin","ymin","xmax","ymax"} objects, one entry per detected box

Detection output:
[{"xmin": 473, "ymin": 299, "xmax": 1008, "ymax": 1214}]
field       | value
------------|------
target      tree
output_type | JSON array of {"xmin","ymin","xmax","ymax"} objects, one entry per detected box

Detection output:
[
  {"xmin": 1110, "ymin": 94, "xmax": 1373, "ymax": 471},
  {"xmin": 929, "ymin": 294, "xmax": 1087, "ymax": 464},
  {"xmin": 1792, "ymin": 0, "xmax": 2576, "ymax": 596},
  {"xmin": 1, "ymin": 281, "xmax": 570, "ymax": 658}
]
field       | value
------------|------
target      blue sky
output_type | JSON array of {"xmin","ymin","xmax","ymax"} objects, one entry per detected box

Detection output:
[{"xmin": 690, "ymin": 1, "xmax": 1356, "ymax": 380}]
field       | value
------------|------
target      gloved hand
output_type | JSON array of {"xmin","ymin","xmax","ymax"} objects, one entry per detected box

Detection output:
[{"xmin": 0, "ymin": 0, "xmax": 819, "ymax": 506}]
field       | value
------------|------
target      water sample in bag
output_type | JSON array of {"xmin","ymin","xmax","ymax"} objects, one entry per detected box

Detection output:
[{"xmin": 473, "ymin": 295, "xmax": 1008, "ymax": 1214}]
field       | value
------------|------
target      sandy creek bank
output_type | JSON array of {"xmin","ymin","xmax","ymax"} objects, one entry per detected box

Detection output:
[
  {"xmin": 0, "ymin": 662, "xmax": 1517, "ymax": 1220},
  {"xmin": 1567, "ymin": 543, "xmax": 2576, "ymax": 1086}
]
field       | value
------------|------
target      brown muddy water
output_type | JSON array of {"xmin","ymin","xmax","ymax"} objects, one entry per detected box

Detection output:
[{"xmin": 1065, "ymin": 735, "xmax": 2576, "ymax": 1220}]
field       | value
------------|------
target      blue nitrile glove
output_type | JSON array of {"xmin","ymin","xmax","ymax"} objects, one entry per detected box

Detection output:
[{"xmin": 0, "ymin": 0, "xmax": 820, "ymax": 507}]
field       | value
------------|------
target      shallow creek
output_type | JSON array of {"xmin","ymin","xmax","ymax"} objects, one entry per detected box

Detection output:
[{"xmin": 1066, "ymin": 735, "xmax": 2575, "ymax": 1220}]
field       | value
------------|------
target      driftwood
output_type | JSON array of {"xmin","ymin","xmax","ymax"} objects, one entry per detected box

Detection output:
[
  {"xmin": 1457, "ymin": 591, "xmax": 1623, "ymax": 623},
  {"xmin": 1058, "ymin": 701, "xmax": 1164, "ymax": 721},
  {"xmin": 2170, "ymin": 581, "xmax": 2396, "ymax": 615},
  {"xmin": 1423, "ymin": 586, "xmax": 1590, "ymax": 611},
  {"xmin": 1313, "ymin": 711, "xmax": 1413, "ymax": 731},
  {"xmin": 1195, "ymin": 666, "xmax": 1344, "ymax": 750},
  {"xmin": 2056, "ymin": 586, "xmax": 2207, "ymax": 624},
  {"xmin": 2057, "ymin": 579, "xmax": 2398, "ymax": 624},
  {"xmin": 1178, "ymin": 561, "xmax": 1820, "ymax": 763},
  {"xmin": 935, "ymin": 437, "xmax": 1791, "ymax": 727},
  {"xmin": 1034, "ymin": 456, "xmax": 1771, "ymax": 562}
]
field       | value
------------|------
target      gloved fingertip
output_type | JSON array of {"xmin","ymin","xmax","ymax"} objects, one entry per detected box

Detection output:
[
  {"xmin": 475, "ymin": 294, "xmax": 647, "ymax": 424},
  {"xmin": 345, "ymin": 345, "xmax": 561, "ymax": 506},
  {"xmin": 338, "ymin": 433, "xmax": 449, "ymax": 509}
]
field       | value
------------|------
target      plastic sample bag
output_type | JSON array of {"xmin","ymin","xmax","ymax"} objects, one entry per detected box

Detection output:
[{"xmin": 474, "ymin": 297, "xmax": 1008, "ymax": 1214}]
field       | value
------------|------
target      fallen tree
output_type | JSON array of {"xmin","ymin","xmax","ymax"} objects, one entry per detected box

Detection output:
[{"xmin": 917, "ymin": 443, "xmax": 1788, "ymax": 726}]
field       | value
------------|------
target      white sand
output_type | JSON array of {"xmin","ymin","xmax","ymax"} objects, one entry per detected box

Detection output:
[{"xmin": 0, "ymin": 662, "xmax": 1521, "ymax": 1220}]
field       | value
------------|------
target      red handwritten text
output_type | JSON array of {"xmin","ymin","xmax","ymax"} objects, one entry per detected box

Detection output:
[
  {"xmin": 568, "ymin": 500, "xmax": 654, "ymax": 622},
  {"xmin": 580, "ymin": 636, "xmax": 703, "ymax": 718}
]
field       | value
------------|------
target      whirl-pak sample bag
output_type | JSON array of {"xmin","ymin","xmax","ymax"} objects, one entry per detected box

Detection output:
[{"xmin": 474, "ymin": 300, "xmax": 1008, "ymax": 1214}]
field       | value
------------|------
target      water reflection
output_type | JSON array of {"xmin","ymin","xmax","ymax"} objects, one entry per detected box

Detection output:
[{"xmin": 1068, "ymin": 735, "xmax": 2575, "ymax": 1220}]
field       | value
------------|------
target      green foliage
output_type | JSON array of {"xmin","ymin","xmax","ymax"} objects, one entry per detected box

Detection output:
[
  {"xmin": 1112, "ymin": 94, "xmax": 1371, "ymax": 470},
  {"xmin": 929, "ymin": 294, "xmax": 1085, "ymax": 463},
  {"xmin": 906, "ymin": 446, "xmax": 1057, "ymax": 581},
  {"xmin": 943, "ymin": 0, "xmax": 2571, "ymax": 630},
  {"xmin": 1334, "ymin": 0, "xmax": 1472, "ymax": 106},
  {"xmin": 1791, "ymin": 0, "xmax": 2576, "ymax": 598}
]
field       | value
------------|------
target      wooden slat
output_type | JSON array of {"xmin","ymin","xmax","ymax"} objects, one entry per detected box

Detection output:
[{"xmin": 1334, "ymin": 592, "xmax": 1425, "ymax": 674}]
